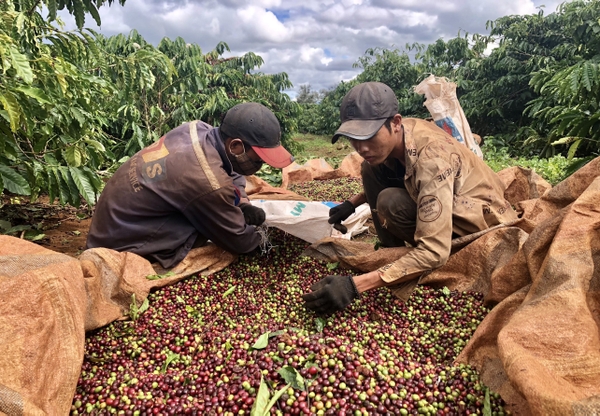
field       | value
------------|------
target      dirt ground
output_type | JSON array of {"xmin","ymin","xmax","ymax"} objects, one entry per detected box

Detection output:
[
  {"xmin": 1, "ymin": 196, "xmax": 377, "ymax": 258},
  {"xmin": 1, "ymin": 195, "xmax": 92, "ymax": 257}
]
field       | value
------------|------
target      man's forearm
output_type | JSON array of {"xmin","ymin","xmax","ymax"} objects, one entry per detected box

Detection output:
[{"xmin": 353, "ymin": 270, "xmax": 390, "ymax": 293}]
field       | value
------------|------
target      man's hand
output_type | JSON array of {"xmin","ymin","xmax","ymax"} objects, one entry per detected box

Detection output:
[
  {"xmin": 239, "ymin": 203, "xmax": 266, "ymax": 226},
  {"xmin": 328, "ymin": 200, "xmax": 355, "ymax": 225},
  {"xmin": 302, "ymin": 275, "xmax": 359, "ymax": 315}
]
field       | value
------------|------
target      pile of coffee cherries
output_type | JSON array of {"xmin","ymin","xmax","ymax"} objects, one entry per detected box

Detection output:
[
  {"xmin": 72, "ymin": 226, "xmax": 507, "ymax": 415},
  {"xmin": 72, "ymin": 178, "xmax": 507, "ymax": 415},
  {"xmin": 289, "ymin": 178, "xmax": 363, "ymax": 202}
]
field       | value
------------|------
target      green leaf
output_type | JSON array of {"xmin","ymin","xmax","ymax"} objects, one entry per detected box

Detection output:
[
  {"xmin": 162, "ymin": 352, "xmax": 179, "ymax": 373},
  {"xmin": 326, "ymin": 262, "xmax": 339, "ymax": 270},
  {"xmin": 0, "ymin": 93, "xmax": 22, "ymax": 132},
  {"xmin": 567, "ymin": 139, "xmax": 582, "ymax": 160},
  {"xmin": 3, "ymin": 224, "xmax": 31, "ymax": 235},
  {"xmin": 146, "ymin": 271, "xmax": 176, "ymax": 280},
  {"xmin": 138, "ymin": 297, "xmax": 150, "ymax": 315},
  {"xmin": 0, "ymin": 165, "xmax": 31, "ymax": 195},
  {"xmin": 252, "ymin": 331, "xmax": 271, "ymax": 350},
  {"xmin": 250, "ymin": 376, "xmax": 271, "ymax": 416},
  {"xmin": 15, "ymin": 86, "xmax": 51, "ymax": 105},
  {"xmin": 315, "ymin": 317, "xmax": 327, "ymax": 333},
  {"xmin": 442, "ymin": 286, "xmax": 451, "ymax": 296},
  {"xmin": 483, "ymin": 388, "xmax": 491, "ymax": 416},
  {"xmin": 64, "ymin": 145, "xmax": 83, "ymax": 167},
  {"xmin": 51, "ymin": 167, "xmax": 70, "ymax": 205},
  {"xmin": 265, "ymin": 384, "xmax": 291, "ymax": 415},
  {"xmin": 0, "ymin": 220, "xmax": 11, "ymax": 232},
  {"xmin": 82, "ymin": 0, "xmax": 102, "ymax": 26},
  {"xmin": 72, "ymin": 0, "xmax": 86, "ymax": 29},
  {"xmin": 551, "ymin": 136, "xmax": 574, "ymax": 146},
  {"xmin": 277, "ymin": 366, "xmax": 306, "ymax": 391},
  {"xmin": 223, "ymin": 285, "xmax": 237, "ymax": 297},
  {"xmin": 9, "ymin": 46, "xmax": 33, "ymax": 84},
  {"xmin": 48, "ymin": 0, "xmax": 58, "ymax": 20},
  {"xmin": 84, "ymin": 139, "xmax": 106, "ymax": 152},
  {"xmin": 69, "ymin": 167, "xmax": 96, "ymax": 205}
]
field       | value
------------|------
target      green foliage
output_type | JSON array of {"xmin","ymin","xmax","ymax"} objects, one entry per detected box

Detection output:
[
  {"xmin": 483, "ymin": 143, "xmax": 571, "ymax": 185},
  {"xmin": 1, "ymin": 0, "xmax": 299, "ymax": 206},
  {"xmin": 356, "ymin": 47, "xmax": 426, "ymax": 117},
  {"xmin": 0, "ymin": 1, "xmax": 117, "ymax": 204}
]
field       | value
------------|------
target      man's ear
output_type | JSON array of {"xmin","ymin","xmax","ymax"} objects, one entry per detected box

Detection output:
[
  {"xmin": 226, "ymin": 138, "xmax": 245, "ymax": 155},
  {"xmin": 392, "ymin": 114, "xmax": 403, "ymax": 133}
]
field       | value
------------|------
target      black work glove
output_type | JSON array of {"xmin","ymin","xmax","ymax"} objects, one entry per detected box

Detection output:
[
  {"xmin": 239, "ymin": 203, "xmax": 266, "ymax": 226},
  {"xmin": 328, "ymin": 200, "xmax": 355, "ymax": 225},
  {"xmin": 302, "ymin": 275, "xmax": 359, "ymax": 315}
]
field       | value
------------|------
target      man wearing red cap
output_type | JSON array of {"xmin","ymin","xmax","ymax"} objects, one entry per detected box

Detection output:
[
  {"xmin": 303, "ymin": 82, "xmax": 517, "ymax": 315},
  {"xmin": 87, "ymin": 102, "xmax": 294, "ymax": 268}
]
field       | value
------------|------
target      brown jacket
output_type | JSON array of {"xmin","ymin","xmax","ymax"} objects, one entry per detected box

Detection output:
[
  {"xmin": 87, "ymin": 121, "xmax": 260, "ymax": 268},
  {"xmin": 378, "ymin": 118, "xmax": 518, "ymax": 283}
]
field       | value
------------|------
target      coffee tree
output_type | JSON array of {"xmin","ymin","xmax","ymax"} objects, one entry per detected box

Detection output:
[{"xmin": 1, "ymin": 0, "xmax": 299, "ymax": 205}]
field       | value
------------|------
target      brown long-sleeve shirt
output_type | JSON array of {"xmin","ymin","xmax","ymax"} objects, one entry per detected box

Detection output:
[
  {"xmin": 378, "ymin": 118, "xmax": 518, "ymax": 283},
  {"xmin": 87, "ymin": 121, "xmax": 260, "ymax": 268}
]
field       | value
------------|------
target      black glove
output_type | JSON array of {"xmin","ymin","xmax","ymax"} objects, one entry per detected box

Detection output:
[
  {"xmin": 302, "ymin": 275, "xmax": 359, "ymax": 315},
  {"xmin": 328, "ymin": 200, "xmax": 355, "ymax": 225},
  {"xmin": 239, "ymin": 203, "xmax": 266, "ymax": 226}
]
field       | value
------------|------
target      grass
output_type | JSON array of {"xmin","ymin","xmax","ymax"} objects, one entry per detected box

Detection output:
[
  {"xmin": 292, "ymin": 134, "xmax": 354, "ymax": 168},
  {"xmin": 265, "ymin": 134, "xmax": 573, "ymax": 187}
]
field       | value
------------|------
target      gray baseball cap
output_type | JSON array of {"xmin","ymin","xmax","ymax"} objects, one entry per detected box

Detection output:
[{"xmin": 332, "ymin": 82, "xmax": 399, "ymax": 144}]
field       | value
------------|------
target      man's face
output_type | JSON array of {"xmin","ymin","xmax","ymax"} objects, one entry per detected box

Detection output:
[{"xmin": 348, "ymin": 122, "xmax": 397, "ymax": 165}]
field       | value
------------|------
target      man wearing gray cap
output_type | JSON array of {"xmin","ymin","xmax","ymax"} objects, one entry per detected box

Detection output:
[
  {"xmin": 87, "ymin": 102, "xmax": 294, "ymax": 268},
  {"xmin": 303, "ymin": 82, "xmax": 517, "ymax": 315}
]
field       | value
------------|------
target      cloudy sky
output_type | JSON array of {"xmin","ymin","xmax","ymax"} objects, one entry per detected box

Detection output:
[{"xmin": 63, "ymin": 0, "xmax": 567, "ymax": 99}]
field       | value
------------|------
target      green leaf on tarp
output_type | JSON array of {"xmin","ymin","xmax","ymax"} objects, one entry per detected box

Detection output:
[
  {"xmin": 326, "ymin": 262, "xmax": 338, "ymax": 270},
  {"xmin": 250, "ymin": 376, "xmax": 270, "ymax": 416},
  {"xmin": 162, "ymin": 352, "xmax": 179, "ymax": 374},
  {"xmin": 138, "ymin": 297, "xmax": 150, "ymax": 315},
  {"xmin": 277, "ymin": 366, "xmax": 306, "ymax": 391},
  {"xmin": 250, "ymin": 376, "xmax": 290, "ymax": 416},
  {"xmin": 442, "ymin": 286, "xmax": 451, "ymax": 296},
  {"xmin": 252, "ymin": 331, "xmax": 271, "ymax": 350},
  {"xmin": 315, "ymin": 317, "xmax": 327, "ymax": 333},
  {"xmin": 483, "ymin": 388, "xmax": 491, "ymax": 416},
  {"xmin": 146, "ymin": 271, "xmax": 175, "ymax": 280},
  {"xmin": 223, "ymin": 285, "xmax": 237, "ymax": 297},
  {"xmin": 265, "ymin": 384, "xmax": 291, "ymax": 415}
]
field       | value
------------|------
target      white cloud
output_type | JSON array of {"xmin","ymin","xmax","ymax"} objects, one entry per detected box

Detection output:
[{"xmin": 56, "ymin": 0, "xmax": 573, "ymax": 96}]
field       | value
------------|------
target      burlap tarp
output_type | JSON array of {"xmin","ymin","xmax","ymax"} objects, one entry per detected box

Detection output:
[
  {"xmin": 304, "ymin": 157, "xmax": 600, "ymax": 415},
  {"xmin": 0, "ymin": 241, "xmax": 236, "ymax": 416}
]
